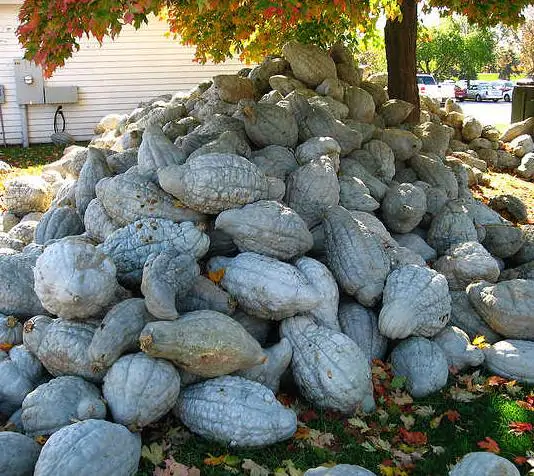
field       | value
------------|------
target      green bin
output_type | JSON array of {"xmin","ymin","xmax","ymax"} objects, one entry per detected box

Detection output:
[{"xmin": 511, "ymin": 79, "xmax": 534, "ymax": 123}]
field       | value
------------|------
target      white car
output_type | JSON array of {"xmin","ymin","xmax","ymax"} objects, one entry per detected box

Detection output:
[
  {"xmin": 438, "ymin": 80, "xmax": 456, "ymax": 100},
  {"xmin": 417, "ymin": 74, "xmax": 443, "ymax": 102}
]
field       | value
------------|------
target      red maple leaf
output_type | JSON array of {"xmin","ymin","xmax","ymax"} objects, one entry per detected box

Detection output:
[
  {"xmin": 517, "ymin": 395, "xmax": 534, "ymax": 411},
  {"xmin": 477, "ymin": 437, "xmax": 501, "ymax": 453},
  {"xmin": 444, "ymin": 409, "xmax": 461, "ymax": 422},
  {"xmin": 486, "ymin": 376, "xmax": 509, "ymax": 386},
  {"xmin": 509, "ymin": 422, "xmax": 533, "ymax": 435},
  {"xmin": 299, "ymin": 409, "xmax": 318, "ymax": 423},
  {"xmin": 399, "ymin": 427, "xmax": 428, "ymax": 446},
  {"xmin": 514, "ymin": 456, "xmax": 528, "ymax": 465}
]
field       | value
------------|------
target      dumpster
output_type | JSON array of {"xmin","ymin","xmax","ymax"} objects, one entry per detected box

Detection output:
[{"xmin": 511, "ymin": 79, "xmax": 534, "ymax": 123}]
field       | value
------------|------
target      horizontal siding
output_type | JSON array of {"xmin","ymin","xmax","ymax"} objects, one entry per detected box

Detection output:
[{"xmin": 0, "ymin": 5, "xmax": 244, "ymax": 144}]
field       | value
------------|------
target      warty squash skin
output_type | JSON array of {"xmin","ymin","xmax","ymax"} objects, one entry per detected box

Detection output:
[
  {"xmin": 338, "ymin": 301, "xmax": 388, "ymax": 363},
  {"xmin": 338, "ymin": 159, "xmax": 389, "ymax": 201},
  {"xmin": 392, "ymin": 232, "xmax": 437, "ymax": 261},
  {"xmin": 249, "ymin": 145, "xmax": 299, "ymax": 180},
  {"xmin": 105, "ymin": 148, "xmax": 139, "ymax": 174},
  {"xmin": 2, "ymin": 175, "xmax": 52, "ymax": 216},
  {"xmin": 215, "ymin": 200, "xmax": 314, "ymax": 261},
  {"xmin": 0, "ymin": 315, "xmax": 22, "ymax": 348},
  {"xmin": 75, "ymin": 147, "xmax": 112, "ymax": 218},
  {"xmin": 98, "ymin": 218, "xmax": 209, "ymax": 288},
  {"xmin": 323, "ymin": 206, "xmax": 390, "ymax": 308},
  {"xmin": 34, "ymin": 237, "xmax": 119, "ymax": 320},
  {"xmin": 304, "ymin": 464, "xmax": 377, "ymax": 476},
  {"xmin": 357, "ymin": 139, "xmax": 396, "ymax": 182},
  {"xmin": 187, "ymin": 130, "xmax": 252, "ymax": 161},
  {"xmin": 34, "ymin": 206, "xmax": 84, "ymax": 245},
  {"xmin": 295, "ymin": 256, "xmax": 340, "ymax": 331},
  {"xmin": 175, "ymin": 275, "xmax": 237, "ymax": 315},
  {"xmin": 137, "ymin": 123, "xmax": 186, "ymax": 176},
  {"xmin": 432, "ymin": 326, "xmax": 484, "ymax": 371},
  {"xmin": 241, "ymin": 100, "xmax": 299, "ymax": 148},
  {"xmin": 338, "ymin": 176, "xmax": 380, "ymax": 212},
  {"xmin": 159, "ymin": 153, "xmax": 285, "ymax": 215},
  {"xmin": 282, "ymin": 41, "xmax": 337, "ymax": 88},
  {"xmin": 0, "ymin": 345, "xmax": 46, "ymax": 416},
  {"xmin": 206, "ymin": 252, "xmax": 321, "ymax": 320},
  {"xmin": 141, "ymin": 252, "xmax": 200, "ymax": 320},
  {"xmin": 0, "ymin": 251, "xmax": 46, "ymax": 317},
  {"xmin": 410, "ymin": 153, "xmax": 459, "ymax": 199},
  {"xmin": 285, "ymin": 157, "xmax": 340, "ymax": 228},
  {"xmin": 379, "ymin": 265, "xmax": 451, "ymax": 339},
  {"xmin": 467, "ymin": 279, "xmax": 534, "ymax": 340},
  {"xmin": 390, "ymin": 337, "xmax": 449, "ymax": 398},
  {"xmin": 83, "ymin": 198, "xmax": 119, "ymax": 243},
  {"xmin": 481, "ymin": 223, "xmax": 525, "ymax": 259},
  {"xmin": 140, "ymin": 310, "xmax": 265, "ymax": 377},
  {"xmin": 427, "ymin": 201, "xmax": 479, "ymax": 256},
  {"xmin": 21, "ymin": 375, "xmax": 106, "ymax": 436},
  {"xmin": 88, "ymin": 298, "xmax": 150, "ymax": 372},
  {"xmin": 0, "ymin": 431, "xmax": 41, "ymax": 476},
  {"xmin": 287, "ymin": 92, "xmax": 363, "ymax": 156},
  {"xmin": 448, "ymin": 452, "xmax": 520, "ymax": 476},
  {"xmin": 432, "ymin": 241, "xmax": 500, "ymax": 290},
  {"xmin": 234, "ymin": 338, "xmax": 292, "ymax": 393},
  {"xmin": 381, "ymin": 183, "xmax": 427, "ymax": 234},
  {"xmin": 281, "ymin": 315, "xmax": 375, "ymax": 414},
  {"xmin": 95, "ymin": 167, "xmax": 206, "ymax": 227},
  {"xmin": 33, "ymin": 419, "xmax": 142, "ymax": 476},
  {"xmin": 174, "ymin": 375, "xmax": 297, "ymax": 447},
  {"xmin": 231, "ymin": 310, "xmax": 272, "ymax": 345},
  {"xmin": 103, "ymin": 352, "xmax": 181, "ymax": 429},
  {"xmin": 23, "ymin": 317, "xmax": 106, "ymax": 383},
  {"xmin": 483, "ymin": 339, "xmax": 534, "ymax": 384},
  {"xmin": 449, "ymin": 291, "xmax": 502, "ymax": 344},
  {"xmin": 295, "ymin": 136, "xmax": 341, "ymax": 168}
]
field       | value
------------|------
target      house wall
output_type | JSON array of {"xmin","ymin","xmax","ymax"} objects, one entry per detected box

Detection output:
[{"xmin": 0, "ymin": 4, "xmax": 243, "ymax": 145}]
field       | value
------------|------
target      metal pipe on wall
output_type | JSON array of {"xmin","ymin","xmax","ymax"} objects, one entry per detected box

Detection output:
[{"xmin": 20, "ymin": 104, "xmax": 29, "ymax": 148}]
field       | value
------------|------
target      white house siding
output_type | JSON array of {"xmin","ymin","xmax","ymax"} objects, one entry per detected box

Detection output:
[{"xmin": 0, "ymin": 3, "xmax": 244, "ymax": 144}]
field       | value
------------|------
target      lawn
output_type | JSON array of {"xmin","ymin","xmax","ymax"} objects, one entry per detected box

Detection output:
[
  {"xmin": 135, "ymin": 364, "xmax": 534, "ymax": 476},
  {"xmin": 478, "ymin": 73, "xmax": 527, "ymax": 82}
]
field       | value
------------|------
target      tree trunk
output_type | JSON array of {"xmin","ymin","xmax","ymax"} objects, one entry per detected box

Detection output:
[{"xmin": 385, "ymin": 0, "xmax": 419, "ymax": 123}]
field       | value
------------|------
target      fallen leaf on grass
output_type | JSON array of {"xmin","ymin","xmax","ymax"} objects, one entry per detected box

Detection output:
[
  {"xmin": 399, "ymin": 415, "xmax": 415, "ymax": 430},
  {"xmin": 142, "ymin": 442, "xmax": 166, "ymax": 467},
  {"xmin": 399, "ymin": 427, "xmax": 427, "ymax": 446},
  {"xmin": 0, "ymin": 343, "xmax": 13, "ymax": 351},
  {"xmin": 361, "ymin": 441, "xmax": 377, "ymax": 452},
  {"xmin": 242, "ymin": 458, "xmax": 270, "ymax": 476},
  {"xmin": 449, "ymin": 386, "xmax": 479, "ymax": 402},
  {"xmin": 203, "ymin": 454, "xmax": 240, "ymax": 467},
  {"xmin": 378, "ymin": 464, "xmax": 410, "ymax": 476},
  {"xmin": 153, "ymin": 456, "xmax": 200, "ymax": 476},
  {"xmin": 391, "ymin": 390, "xmax": 413, "ymax": 407},
  {"xmin": 509, "ymin": 422, "xmax": 533, "ymax": 435},
  {"xmin": 430, "ymin": 415, "xmax": 443, "ymax": 429},
  {"xmin": 299, "ymin": 408, "xmax": 318, "ymax": 423},
  {"xmin": 274, "ymin": 459, "xmax": 304, "ymax": 476},
  {"xmin": 514, "ymin": 456, "xmax": 528, "ymax": 465},
  {"xmin": 477, "ymin": 437, "xmax": 500, "ymax": 454},
  {"xmin": 347, "ymin": 417, "xmax": 371, "ymax": 433},
  {"xmin": 517, "ymin": 395, "xmax": 534, "ymax": 411},
  {"xmin": 444, "ymin": 409, "xmax": 461, "ymax": 422},
  {"xmin": 413, "ymin": 405, "xmax": 435, "ymax": 418},
  {"xmin": 431, "ymin": 445, "xmax": 445, "ymax": 455},
  {"xmin": 368, "ymin": 436, "xmax": 392, "ymax": 452},
  {"xmin": 486, "ymin": 375, "xmax": 509, "ymax": 386},
  {"xmin": 472, "ymin": 335, "xmax": 490, "ymax": 349}
]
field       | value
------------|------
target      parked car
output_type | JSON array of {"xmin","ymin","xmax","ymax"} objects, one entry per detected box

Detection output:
[
  {"xmin": 493, "ymin": 80, "xmax": 514, "ymax": 102},
  {"xmin": 454, "ymin": 81, "xmax": 468, "ymax": 101},
  {"xmin": 438, "ymin": 80, "xmax": 456, "ymax": 100},
  {"xmin": 465, "ymin": 82, "xmax": 503, "ymax": 102},
  {"xmin": 417, "ymin": 74, "xmax": 443, "ymax": 102}
]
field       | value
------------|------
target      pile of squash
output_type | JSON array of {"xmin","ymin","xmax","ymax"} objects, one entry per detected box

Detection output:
[{"xmin": 0, "ymin": 41, "xmax": 532, "ymax": 476}]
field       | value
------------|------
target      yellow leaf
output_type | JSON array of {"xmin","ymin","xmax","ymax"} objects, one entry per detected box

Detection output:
[
  {"xmin": 430, "ymin": 415, "xmax": 443, "ymax": 429},
  {"xmin": 207, "ymin": 269, "xmax": 225, "ymax": 284},
  {"xmin": 204, "ymin": 454, "xmax": 227, "ymax": 466},
  {"xmin": 242, "ymin": 458, "xmax": 270, "ymax": 476},
  {"xmin": 472, "ymin": 335, "xmax": 490, "ymax": 349}
]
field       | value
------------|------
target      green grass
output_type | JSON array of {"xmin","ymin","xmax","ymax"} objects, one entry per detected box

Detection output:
[
  {"xmin": 478, "ymin": 73, "xmax": 527, "ymax": 82},
  {"xmin": 136, "ymin": 373, "xmax": 534, "ymax": 476},
  {"xmin": 0, "ymin": 143, "xmax": 65, "ymax": 170}
]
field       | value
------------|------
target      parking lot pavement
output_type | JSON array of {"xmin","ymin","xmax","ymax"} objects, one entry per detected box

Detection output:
[{"xmin": 455, "ymin": 100, "xmax": 512, "ymax": 126}]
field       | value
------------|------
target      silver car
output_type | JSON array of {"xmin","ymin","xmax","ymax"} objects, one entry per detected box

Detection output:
[{"xmin": 466, "ymin": 82, "xmax": 503, "ymax": 102}]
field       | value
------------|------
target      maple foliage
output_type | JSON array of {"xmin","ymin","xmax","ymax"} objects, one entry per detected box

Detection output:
[{"xmin": 17, "ymin": 0, "xmax": 534, "ymax": 78}]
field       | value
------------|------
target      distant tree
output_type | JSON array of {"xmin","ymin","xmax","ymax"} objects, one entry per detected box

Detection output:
[
  {"xmin": 520, "ymin": 19, "xmax": 534, "ymax": 77},
  {"xmin": 496, "ymin": 47, "xmax": 521, "ymax": 79},
  {"xmin": 356, "ymin": 35, "xmax": 387, "ymax": 77},
  {"xmin": 417, "ymin": 17, "xmax": 496, "ymax": 80}
]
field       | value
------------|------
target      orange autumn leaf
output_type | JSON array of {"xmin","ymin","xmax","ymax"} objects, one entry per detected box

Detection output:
[
  {"xmin": 207, "ymin": 269, "xmax": 225, "ymax": 284},
  {"xmin": 516, "ymin": 395, "xmax": 534, "ymax": 411},
  {"xmin": 293, "ymin": 426, "xmax": 311, "ymax": 440},
  {"xmin": 477, "ymin": 437, "xmax": 500, "ymax": 454},
  {"xmin": 203, "ymin": 454, "xmax": 227, "ymax": 466},
  {"xmin": 486, "ymin": 376, "xmax": 509, "ymax": 386},
  {"xmin": 0, "ymin": 343, "xmax": 13, "ymax": 352},
  {"xmin": 508, "ymin": 422, "xmax": 533, "ymax": 435},
  {"xmin": 299, "ymin": 409, "xmax": 318, "ymax": 423},
  {"xmin": 444, "ymin": 409, "xmax": 461, "ymax": 422},
  {"xmin": 398, "ymin": 427, "xmax": 427, "ymax": 446},
  {"xmin": 514, "ymin": 456, "xmax": 528, "ymax": 465}
]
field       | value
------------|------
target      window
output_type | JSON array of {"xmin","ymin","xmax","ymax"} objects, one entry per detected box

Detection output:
[{"xmin": 416, "ymin": 75, "xmax": 437, "ymax": 85}]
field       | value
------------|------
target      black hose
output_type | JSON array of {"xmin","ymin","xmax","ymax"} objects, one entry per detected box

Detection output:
[{"xmin": 54, "ymin": 105, "xmax": 66, "ymax": 133}]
